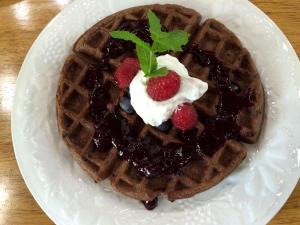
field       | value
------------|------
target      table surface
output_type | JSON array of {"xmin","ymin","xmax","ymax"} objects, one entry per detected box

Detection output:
[{"xmin": 0, "ymin": 0, "xmax": 299, "ymax": 224}]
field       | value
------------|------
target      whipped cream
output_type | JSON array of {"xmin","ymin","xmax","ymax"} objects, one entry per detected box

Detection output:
[{"xmin": 129, "ymin": 54, "xmax": 208, "ymax": 126}]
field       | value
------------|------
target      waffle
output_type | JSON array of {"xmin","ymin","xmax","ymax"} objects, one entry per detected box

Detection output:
[{"xmin": 56, "ymin": 4, "xmax": 264, "ymax": 202}]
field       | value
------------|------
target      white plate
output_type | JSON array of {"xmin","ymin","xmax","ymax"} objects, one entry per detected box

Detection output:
[{"xmin": 12, "ymin": 0, "xmax": 300, "ymax": 224}]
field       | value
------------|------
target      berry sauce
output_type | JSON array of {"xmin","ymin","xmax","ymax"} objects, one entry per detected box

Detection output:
[
  {"xmin": 98, "ymin": 20, "xmax": 151, "ymax": 71},
  {"xmin": 142, "ymin": 198, "xmax": 158, "ymax": 210},
  {"xmin": 186, "ymin": 44, "xmax": 254, "ymax": 156},
  {"xmin": 86, "ymin": 20, "xmax": 254, "ymax": 209}
]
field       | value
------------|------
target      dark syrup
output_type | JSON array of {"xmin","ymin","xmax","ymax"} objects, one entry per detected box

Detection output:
[
  {"xmin": 185, "ymin": 45, "xmax": 254, "ymax": 156},
  {"xmin": 142, "ymin": 198, "xmax": 158, "ymax": 210},
  {"xmin": 86, "ymin": 21, "xmax": 254, "ymax": 209},
  {"xmin": 98, "ymin": 20, "xmax": 151, "ymax": 72}
]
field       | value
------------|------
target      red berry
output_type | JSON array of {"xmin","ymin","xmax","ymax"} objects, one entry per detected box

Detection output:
[
  {"xmin": 171, "ymin": 103, "xmax": 198, "ymax": 131},
  {"xmin": 146, "ymin": 71, "xmax": 180, "ymax": 101},
  {"xmin": 123, "ymin": 58, "xmax": 140, "ymax": 68},
  {"xmin": 115, "ymin": 58, "xmax": 140, "ymax": 88}
]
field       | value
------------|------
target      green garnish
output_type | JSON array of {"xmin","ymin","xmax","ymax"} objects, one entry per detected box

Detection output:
[{"xmin": 110, "ymin": 10, "xmax": 190, "ymax": 78}]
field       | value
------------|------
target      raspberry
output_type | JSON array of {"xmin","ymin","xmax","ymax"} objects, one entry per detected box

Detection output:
[
  {"xmin": 171, "ymin": 103, "xmax": 198, "ymax": 131},
  {"xmin": 146, "ymin": 71, "xmax": 180, "ymax": 101},
  {"xmin": 123, "ymin": 58, "xmax": 140, "ymax": 68},
  {"xmin": 115, "ymin": 58, "xmax": 140, "ymax": 88}
]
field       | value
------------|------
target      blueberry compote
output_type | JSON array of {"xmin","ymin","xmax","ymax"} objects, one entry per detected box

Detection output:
[
  {"xmin": 142, "ymin": 198, "xmax": 158, "ymax": 210},
  {"xmin": 98, "ymin": 20, "xmax": 151, "ymax": 71},
  {"xmin": 86, "ymin": 20, "xmax": 255, "ymax": 210},
  {"xmin": 185, "ymin": 44, "xmax": 254, "ymax": 156}
]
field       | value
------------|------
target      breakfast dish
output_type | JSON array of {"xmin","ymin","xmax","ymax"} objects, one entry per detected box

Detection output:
[
  {"xmin": 56, "ymin": 4, "xmax": 264, "ymax": 209},
  {"xmin": 13, "ymin": 0, "xmax": 300, "ymax": 223}
]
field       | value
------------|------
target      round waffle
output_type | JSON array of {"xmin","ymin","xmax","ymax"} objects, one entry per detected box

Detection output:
[{"xmin": 56, "ymin": 4, "xmax": 264, "ymax": 203}]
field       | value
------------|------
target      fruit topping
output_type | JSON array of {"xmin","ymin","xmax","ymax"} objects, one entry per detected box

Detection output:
[
  {"xmin": 146, "ymin": 71, "xmax": 180, "ymax": 101},
  {"xmin": 115, "ymin": 57, "xmax": 140, "ymax": 88},
  {"xmin": 156, "ymin": 120, "xmax": 172, "ymax": 132},
  {"xmin": 110, "ymin": 10, "xmax": 189, "ymax": 78},
  {"xmin": 142, "ymin": 198, "xmax": 158, "ymax": 210},
  {"xmin": 171, "ymin": 103, "xmax": 198, "ymax": 131},
  {"xmin": 119, "ymin": 96, "xmax": 134, "ymax": 114}
]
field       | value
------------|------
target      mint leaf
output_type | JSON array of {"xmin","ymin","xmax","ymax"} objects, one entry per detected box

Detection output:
[
  {"xmin": 110, "ymin": 30, "xmax": 156, "ymax": 76},
  {"xmin": 110, "ymin": 31, "xmax": 150, "ymax": 50},
  {"xmin": 145, "ymin": 67, "xmax": 168, "ymax": 77},
  {"xmin": 110, "ymin": 10, "xmax": 190, "ymax": 79},
  {"xmin": 152, "ymin": 30, "xmax": 190, "ymax": 53},
  {"xmin": 147, "ymin": 10, "xmax": 162, "ymax": 39},
  {"xmin": 136, "ymin": 45, "xmax": 157, "ymax": 75},
  {"xmin": 147, "ymin": 9, "xmax": 190, "ymax": 53}
]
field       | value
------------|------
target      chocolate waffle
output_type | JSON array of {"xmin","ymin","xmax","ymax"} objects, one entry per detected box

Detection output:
[{"xmin": 56, "ymin": 4, "xmax": 264, "ymax": 205}]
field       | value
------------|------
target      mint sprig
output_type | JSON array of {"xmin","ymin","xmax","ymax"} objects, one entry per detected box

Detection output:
[
  {"xmin": 148, "ymin": 10, "xmax": 189, "ymax": 53},
  {"xmin": 110, "ymin": 10, "xmax": 190, "ymax": 78}
]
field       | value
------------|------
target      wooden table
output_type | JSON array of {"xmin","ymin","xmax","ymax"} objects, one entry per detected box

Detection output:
[{"xmin": 0, "ymin": 0, "xmax": 299, "ymax": 224}]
